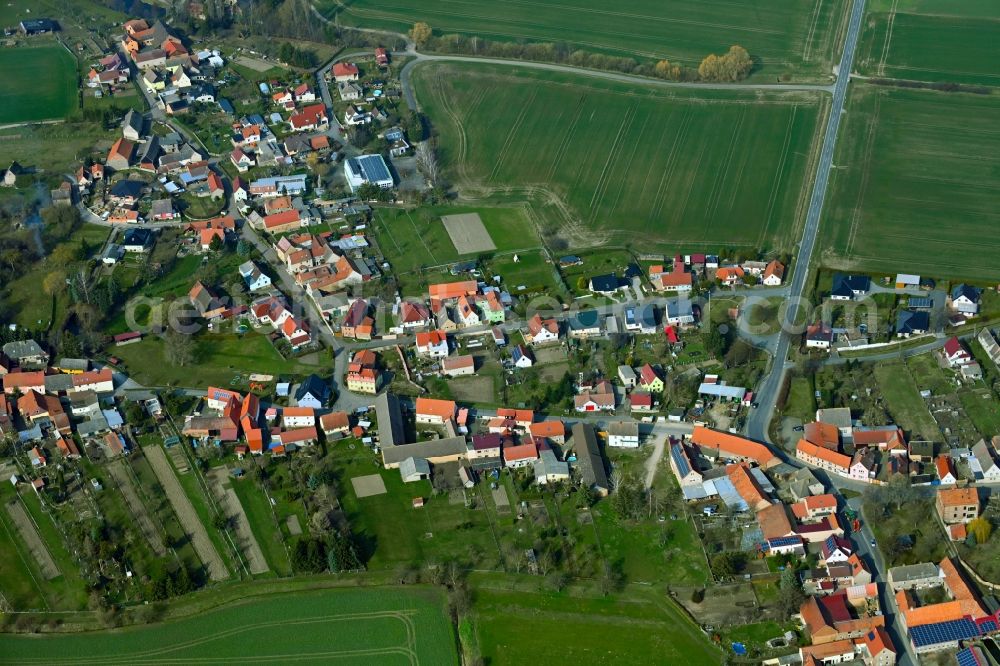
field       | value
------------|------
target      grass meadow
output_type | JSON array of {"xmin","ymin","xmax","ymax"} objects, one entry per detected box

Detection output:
[
  {"xmin": 0, "ymin": 45, "xmax": 78, "ymax": 124},
  {"xmin": 414, "ymin": 62, "xmax": 823, "ymax": 252},
  {"xmin": 320, "ymin": 0, "xmax": 847, "ymax": 79},
  {"xmin": 856, "ymin": 0, "xmax": 1000, "ymax": 86},
  {"xmin": 372, "ymin": 203, "xmax": 542, "ymax": 294},
  {"xmin": 471, "ymin": 585, "xmax": 720, "ymax": 665},
  {"xmin": 822, "ymin": 85, "xmax": 1000, "ymax": 280},
  {"xmin": 0, "ymin": 587, "xmax": 458, "ymax": 665}
]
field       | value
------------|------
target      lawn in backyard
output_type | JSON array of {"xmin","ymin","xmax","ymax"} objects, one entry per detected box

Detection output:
[
  {"xmin": 3, "ymin": 223, "xmax": 111, "ymax": 329},
  {"xmin": 873, "ymin": 360, "xmax": 940, "ymax": 441},
  {"xmin": 823, "ymin": 84, "xmax": 1000, "ymax": 281},
  {"xmin": 486, "ymin": 250, "xmax": 561, "ymax": 296},
  {"xmin": 855, "ymin": 0, "xmax": 1000, "ymax": 86},
  {"xmin": 0, "ymin": 587, "xmax": 457, "ymax": 665},
  {"xmin": 471, "ymin": 585, "xmax": 720, "ymax": 665},
  {"xmin": 108, "ymin": 332, "xmax": 317, "ymax": 388},
  {"xmin": 229, "ymin": 474, "xmax": 293, "ymax": 576},
  {"xmin": 319, "ymin": 0, "xmax": 847, "ymax": 80},
  {"xmin": 373, "ymin": 204, "xmax": 541, "ymax": 295},
  {"xmin": 374, "ymin": 204, "xmax": 540, "ymax": 270},
  {"xmin": 414, "ymin": 62, "xmax": 822, "ymax": 251},
  {"xmin": 0, "ymin": 45, "xmax": 77, "ymax": 123},
  {"xmin": 323, "ymin": 442, "xmax": 503, "ymax": 570}
]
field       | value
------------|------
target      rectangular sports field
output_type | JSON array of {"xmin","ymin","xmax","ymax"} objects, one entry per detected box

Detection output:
[
  {"xmin": 320, "ymin": 0, "xmax": 847, "ymax": 78},
  {"xmin": 822, "ymin": 85, "xmax": 1000, "ymax": 280},
  {"xmin": 414, "ymin": 62, "xmax": 823, "ymax": 252},
  {"xmin": 0, "ymin": 587, "xmax": 457, "ymax": 665},
  {"xmin": 0, "ymin": 45, "xmax": 78, "ymax": 124},
  {"xmin": 856, "ymin": 0, "xmax": 1000, "ymax": 86}
]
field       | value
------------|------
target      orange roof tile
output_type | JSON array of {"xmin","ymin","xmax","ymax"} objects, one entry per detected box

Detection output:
[
  {"xmin": 691, "ymin": 426, "xmax": 777, "ymax": 468},
  {"xmin": 415, "ymin": 397, "xmax": 456, "ymax": 421},
  {"xmin": 756, "ymin": 502, "xmax": 793, "ymax": 540},
  {"xmin": 528, "ymin": 420, "xmax": 564, "ymax": 439},
  {"xmin": 726, "ymin": 463, "xmax": 771, "ymax": 512},
  {"xmin": 938, "ymin": 486, "xmax": 977, "ymax": 508},
  {"xmin": 804, "ymin": 421, "xmax": 840, "ymax": 449},
  {"xmin": 796, "ymin": 439, "xmax": 852, "ymax": 469}
]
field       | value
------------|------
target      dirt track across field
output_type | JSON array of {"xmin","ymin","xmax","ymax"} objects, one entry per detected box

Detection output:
[
  {"xmin": 5, "ymin": 500, "xmax": 59, "ymax": 579},
  {"xmin": 208, "ymin": 467, "xmax": 269, "ymax": 575},
  {"xmin": 145, "ymin": 446, "xmax": 228, "ymax": 581},
  {"xmin": 107, "ymin": 460, "xmax": 166, "ymax": 557}
]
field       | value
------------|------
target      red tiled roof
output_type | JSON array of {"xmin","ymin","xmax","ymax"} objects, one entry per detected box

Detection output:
[
  {"xmin": 415, "ymin": 397, "xmax": 455, "ymax": 421},
  {"xmin": 332, "ymin": 63, "xmax": 359, "ymax": 77},
  {"xmin": 691, "ymin": 426, "xmax": 778, "ymax": 468},
  {"xmin": 796, "ymin": 439, "xmax": 851, "ymax": 469},
  {"xmin": 529, "ymin": 420, "xmax": 564, "ymax": 439}
]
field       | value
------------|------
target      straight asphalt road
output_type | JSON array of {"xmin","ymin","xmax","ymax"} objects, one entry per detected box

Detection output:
[{"xmin": 745, "ymin": 0, "xmax": 868, "ymax": 443}]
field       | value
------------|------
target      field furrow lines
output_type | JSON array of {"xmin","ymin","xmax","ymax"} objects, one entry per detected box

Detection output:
[
  {"xmin": 488, "ymin": 88, "xmax": 538, "ymax": 182},
  {"xmin": 546, "ymin": 98, "xmax": 587, "ymax": 182},
  {"xmin": 587, "ymin": 105, "xmax": 636, "ymax": 219},
  {"xmin": 877, "ymin": 0, "xmax": 899, "ymax": 76},
  {"xmin": 845, "ymin": 95, "xmax": 882, "ymax": 256},
  {"xmin": 757, "ymin": 106, "xmax": 797, "ymax": 248},
  {"xmin": 606, "ymin": 110, "xmax": 652, "ymax": 219},
  {"xmin": 651, "ymin": 110, "xmax": 693, "ymax": 222},
  {"xmin": 802, "ymin": 0, "xmax": 823, "ymax": 62},
  {"xmin": 704, "ymin": 106, "xmax": 747, "ymax": 228}
]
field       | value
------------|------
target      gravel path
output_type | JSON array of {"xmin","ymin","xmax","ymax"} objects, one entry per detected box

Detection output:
[{"xmin": 145, "ymin": 446, "xmax": 228, "ymax": 581}]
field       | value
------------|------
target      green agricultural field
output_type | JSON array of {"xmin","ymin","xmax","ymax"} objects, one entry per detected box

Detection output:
[
  {"xmin": 856, "ymin": 0, "xmax": 1000, "ymax": 86},
  {"xmin": 320, "ymin": 0, "xmax": 847, "ymax": 79},
  {"xmin": 823, "ymin": 85, "xmax": 1000, "ymax": 280},
  {"xmin": 0, "ymin": 45, "xmax": 78, "ymax": 124},
  {"xmin": 0, "ymin": 587, "xmax": 458, "ymax": 665},
  {"xmin": 471, "ymin": 586, "xmax": 719, "ymax": 665},
  {"xmin": 414, "ymin": 62, "xmax": 823, "ymax": 252}
]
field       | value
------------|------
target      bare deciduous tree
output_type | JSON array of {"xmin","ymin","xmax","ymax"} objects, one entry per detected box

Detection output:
[{"xmin": 415, "ymin": 142, "xmax": 441, "ymax": 188}]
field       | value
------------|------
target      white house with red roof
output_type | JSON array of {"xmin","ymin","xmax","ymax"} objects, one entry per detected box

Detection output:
[
  {"xmin": 331, "ymin": 62, "xmax": 359, "ymax": 82},
  {"xmin": 943, "ymin": 337, "xmax": 973, "ymax": 367}
]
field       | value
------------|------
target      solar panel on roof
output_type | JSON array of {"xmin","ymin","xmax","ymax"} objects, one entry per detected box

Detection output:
[
  {"xmin": 768, "ymin": 536, "xmax": 801, "ymax": 548},
  {"xmin": 357, "ymin": 154, "xmax": 391, "ymax": 182},
  {"xmin": 670, "ymin": 444, "xmax": 691, "ymax": 477},
  {"xmin": 956, "ymin": 648, "xmax": 982, "ymax": 666},
  {"xmin": 977, "ymin": 618, "xmax": 998, "ymax": 633},
  {"xmin": 909, "ymin": 618, "xmax": 979, "ymax": 647}
]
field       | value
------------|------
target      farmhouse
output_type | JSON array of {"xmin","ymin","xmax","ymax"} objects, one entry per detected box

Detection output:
[
  {"xmin": 332, "ymin": 62, "xmax": 360, "ymax": 82},
  {"xmin": 441, "ymin": 355, "xmax": 475, "ymax": 377},
  {"xmin": 689, "ymin": 426, "xmax": 779, "ymax": 469},
  {"xmin": 415, "ymin": 330, "xmax": 449, "ymax": 358},
  {"xmin": 762, "ymin": 260, "xmax": 784, "ymax": 286},
  {"xmin": 415, "ymin": 398, "xmax": 456, "ymax": 425},
  {"xmin": 571, "ymin": 423, "xmax": 609, "ymax": 496},
  {"xmin": 607, "ymin": 421, "xmax": 639, "ymax": 448},
  {"xmin": 936, "ymin": 487, "xmax": 978, "ymax": 524}
]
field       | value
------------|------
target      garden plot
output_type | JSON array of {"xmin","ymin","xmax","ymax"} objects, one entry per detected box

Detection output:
[
  {"xmin": 5, "ymin": 500, "xmax": 59, "ymax": 580},
  {"xmin": 208, "ymin": 467, "xmax": 269, "ymax": 575},
  {"xmin": 107, "ymin": 460, "xmax": 166, "ymax": 557},
  {"xmin": 441, "ymin": 212, "xmax": 496, "ymax": 254},
  {"xmin": 351, "ymin": 474, "xmax": 388, "ymax": 498},
  {"xmin": 145, "ymin": 446, "xmax": 228, "ymax": 581}
]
